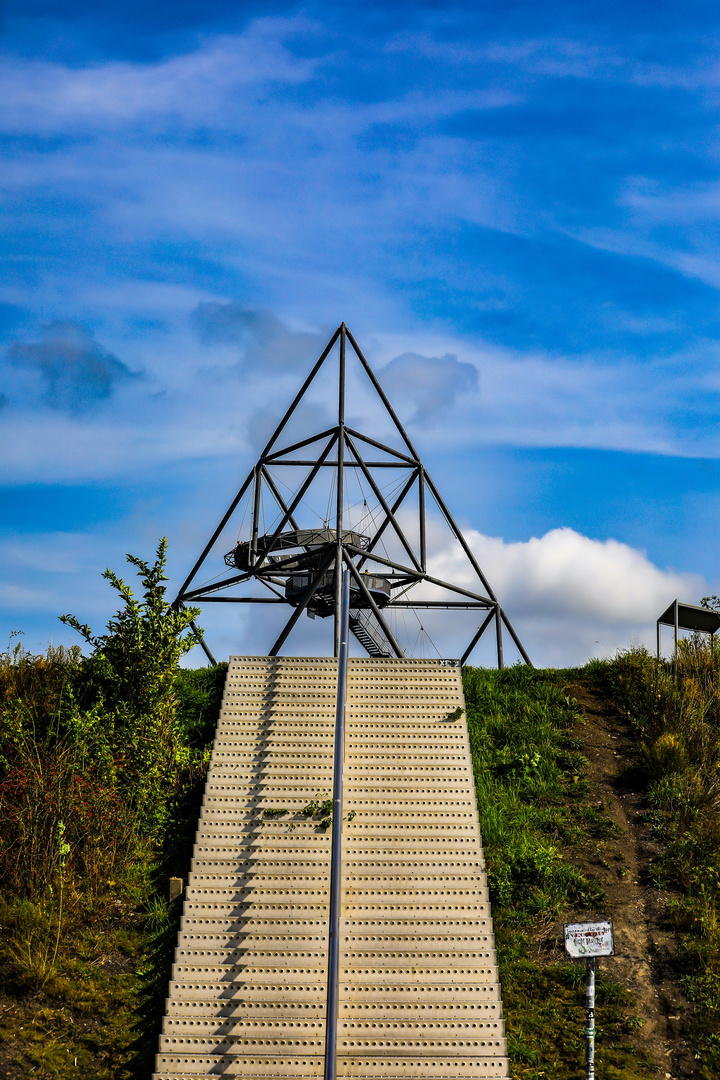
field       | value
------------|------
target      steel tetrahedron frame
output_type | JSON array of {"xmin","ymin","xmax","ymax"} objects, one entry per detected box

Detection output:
[{"xmin": 173, "ymin": 323, "xmax": 531, "ymax": 667}]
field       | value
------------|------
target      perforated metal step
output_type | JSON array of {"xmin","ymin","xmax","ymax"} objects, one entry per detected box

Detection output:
[{"xmin": 154, "ymin": 657, "xmax": 509, "ymax": 1080}]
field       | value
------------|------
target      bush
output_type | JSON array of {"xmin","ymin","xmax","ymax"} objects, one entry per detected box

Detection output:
[
  {"xmin": 0, "ymin": 539, "xmax": 207, "ymax": 903},
  {"xmin": 59, "ymin": 537, "xmax": 204, "ymax": 838}
]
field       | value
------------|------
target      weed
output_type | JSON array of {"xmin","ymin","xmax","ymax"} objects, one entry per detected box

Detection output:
[{"xmin": 261, "ymin": 795, "xmax": 356, "ymax": 831}]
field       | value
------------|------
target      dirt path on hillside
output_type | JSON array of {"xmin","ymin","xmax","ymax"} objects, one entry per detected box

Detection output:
[{"xmin": 534, "ymin": 683, "xmax": 696, "ymax": 1078}]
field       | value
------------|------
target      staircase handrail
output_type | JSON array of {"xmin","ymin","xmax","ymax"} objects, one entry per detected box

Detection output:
[
  {"xmin": 324, "ymin": 569, "xmax": 350, "ymax": 1080},
  {"xmin": 351, "ymin": 606, "xmax": 409, "ymax": 658}
]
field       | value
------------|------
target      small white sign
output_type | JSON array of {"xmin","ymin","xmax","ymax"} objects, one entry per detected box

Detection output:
[{"xmin": 563, "ymin": 920, "xmax": 614, "ymax": 957}]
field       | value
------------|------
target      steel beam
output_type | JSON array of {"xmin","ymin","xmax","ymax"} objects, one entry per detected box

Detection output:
[
  {"xmin": 263, "ymin": 427, "xmax": 338, "ymax": 462},
  {"xmin": 345, "ymin": 432, "xmax": 422, "ymax": 573},
  {"xmin": 500, "ymin": 608, "xmax": 533, "ymax": 667},
  {"xmin": 269, "ymin": 547, "xmax": 337, "ymax": 656},
  {"xmin": 423, "ymin": 472, "xmax": 499, "ymax": 603},
  {"xmin": 460, "ymin": 608, "xmax": 497, "ymax": 666},
  {"xmin": 258, "ymin": 327, "xmax": 341, "ymax": 460},
  {"xmin": 343, "ymin": 426, "xmax": 418, "ymax": 466},
  {"xmin": 261, "ymin": 465, "xmax": 300, "ymax": 531},
  {"xmin": 251, "ymin": 433, "xmax": 338, "ymax": 570},
  {"xmin": 334, "ymin": 326, "xmax": 346, "ymax": 657},
  {"xmin": 345, "ymin": 325, "xmax": 422, "ymax": 462},
  {"xmin": 355, "ymin": 469, "xmax": 419, "ymax": 573},
  {"xmin": 343, "ymin": 550, "xmax": 404, "ymax": 658},
  {"xmin": 325, "ymin": 570, "xmax": 350, "ymax": 1080}
]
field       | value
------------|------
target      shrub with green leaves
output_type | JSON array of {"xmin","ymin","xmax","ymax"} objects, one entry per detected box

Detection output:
[
  {"xmin": 59, "ymin": 537, "xmax": 204, "ymax": 838},
  {"xmin": 0, "ymin": 539, "xmax": 207, "ymax": 903}
]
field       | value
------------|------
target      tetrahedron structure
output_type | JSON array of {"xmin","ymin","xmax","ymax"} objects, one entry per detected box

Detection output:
[{"xmin": 174, "ymin": 323, "xmax": 531, "ymax": 666}]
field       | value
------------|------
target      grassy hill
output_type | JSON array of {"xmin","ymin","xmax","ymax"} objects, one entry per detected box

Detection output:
[{"xmin": 0, "ymin": 642, "xmax": 718, "ymax": 1077}]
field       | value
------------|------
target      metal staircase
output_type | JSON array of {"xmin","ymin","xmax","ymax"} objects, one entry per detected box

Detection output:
[
  {"xmin": 153, "ymin": 657, "xmax": 509, "ymax": 1080},
  {"xmin": 348, "ymin": 610, "xmax": 408, "ymax": 659}
]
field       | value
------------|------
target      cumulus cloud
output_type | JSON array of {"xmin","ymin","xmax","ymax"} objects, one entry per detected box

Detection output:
[
  {"xmin": 424, "ymin": 525, "xmax": 705, "ymax": 666},
  {"xmin": 191, "ymin": 302, "xmax": 328, "ymax": 371},
  {"xmin": 6, "ymin": 322, "xmax": 137, "ymax": 412},
  {"xmin": 378, "ymin": 352, "xmax": 479, "ymax": 427}
]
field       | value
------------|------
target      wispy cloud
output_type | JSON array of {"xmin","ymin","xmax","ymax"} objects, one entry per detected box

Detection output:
[
  {"xmin": 0, "ymin": 20, "xmax": 318, "ymax": 133},
  {"xmin": 2, "ymin": 4, "xmax": 720, "ymax": 655},
  {"xmin": 378, "ymin": 351, "xmax": 479, "ymax": 427},
  {"xmin": 5, "ymin": 321, "xmax": 138, "ymax": 412},
  {"xmin": 191, "ymin": 302, "xmax": 328, "ymax": 369}
]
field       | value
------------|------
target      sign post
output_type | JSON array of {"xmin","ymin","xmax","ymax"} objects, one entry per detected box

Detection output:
[{"xmin": 564, "ymin": 921, "xmax": 614, "ymax": 1080}]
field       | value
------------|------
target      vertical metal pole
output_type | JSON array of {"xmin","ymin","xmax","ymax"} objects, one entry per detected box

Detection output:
[
  {"xmin": 674, "ymin": 599, "xmax": 679, "ymax": 684},
  {"xmin": 334, "ymin": 325, "xmax": 346, "ymax": 657},
  {"xmin": 495, "ymin": 608, "xmax": 504, "ymax": 670},
  {"xmin": 585, "ymin": 957, "xmax": 596, "ymax": 1080},
  {"xmin": 325, "ymin": 570, "xmax": 350, "ymax": 1080},
  {"xmin": 250, "ymin": 466, "xmax": 261, "ymax": 566},
  {"xmin": 418, "ymin": 467, "xmax": 426, "ymax": 571},
  {"xmin": 657, "ymin": 620, "xmax": 661, "ymax": 662}
]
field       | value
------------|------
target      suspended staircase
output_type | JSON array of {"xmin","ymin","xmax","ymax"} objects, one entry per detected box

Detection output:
[
  {"xmin": 348, "ymin": 610, "xmax": 408, "ymax": 659},
  {"xmin": 153, "ymin": 656, "xmax": 509, "ymax": 1079}
]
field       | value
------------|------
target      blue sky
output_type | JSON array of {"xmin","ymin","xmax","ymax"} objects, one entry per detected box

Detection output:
[{"xmin": 2, "ymin": 0, "xmax": 719, "ymax": 665}]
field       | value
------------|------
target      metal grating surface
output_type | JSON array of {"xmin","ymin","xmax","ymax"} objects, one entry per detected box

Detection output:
[{"xmin": 153, "ymin": 657, "xmax": 509, "ymax": 1080}]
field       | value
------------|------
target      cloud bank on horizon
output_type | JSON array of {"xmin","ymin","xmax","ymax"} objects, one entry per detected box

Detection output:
[{"xmin": 1, "ymin": 0, "xmax": 719, "ymax": 663}]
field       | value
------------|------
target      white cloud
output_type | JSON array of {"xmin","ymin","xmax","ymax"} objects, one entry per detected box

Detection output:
[
  {"xmin": 425, "ymin": 525, "xmax": 705, "ymax": 666},
  {"xmin": 0, "ymin": 20, "xmax": 317, "ymax": 132}
]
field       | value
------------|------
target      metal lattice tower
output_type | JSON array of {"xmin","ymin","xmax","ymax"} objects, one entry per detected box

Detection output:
[{"xmin": 174, "ymin": 323, "xmax": 530, "ymax": 667}]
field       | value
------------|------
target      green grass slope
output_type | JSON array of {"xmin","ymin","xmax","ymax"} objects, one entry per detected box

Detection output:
[{"xmin": 0, "ymin": 647, "xmax": 719, "ymax": 1076}]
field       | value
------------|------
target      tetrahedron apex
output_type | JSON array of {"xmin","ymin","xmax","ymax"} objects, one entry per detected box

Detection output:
[{"xmin": 174, "ymin": 323, "xmax": 531, "ymax": 666}]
